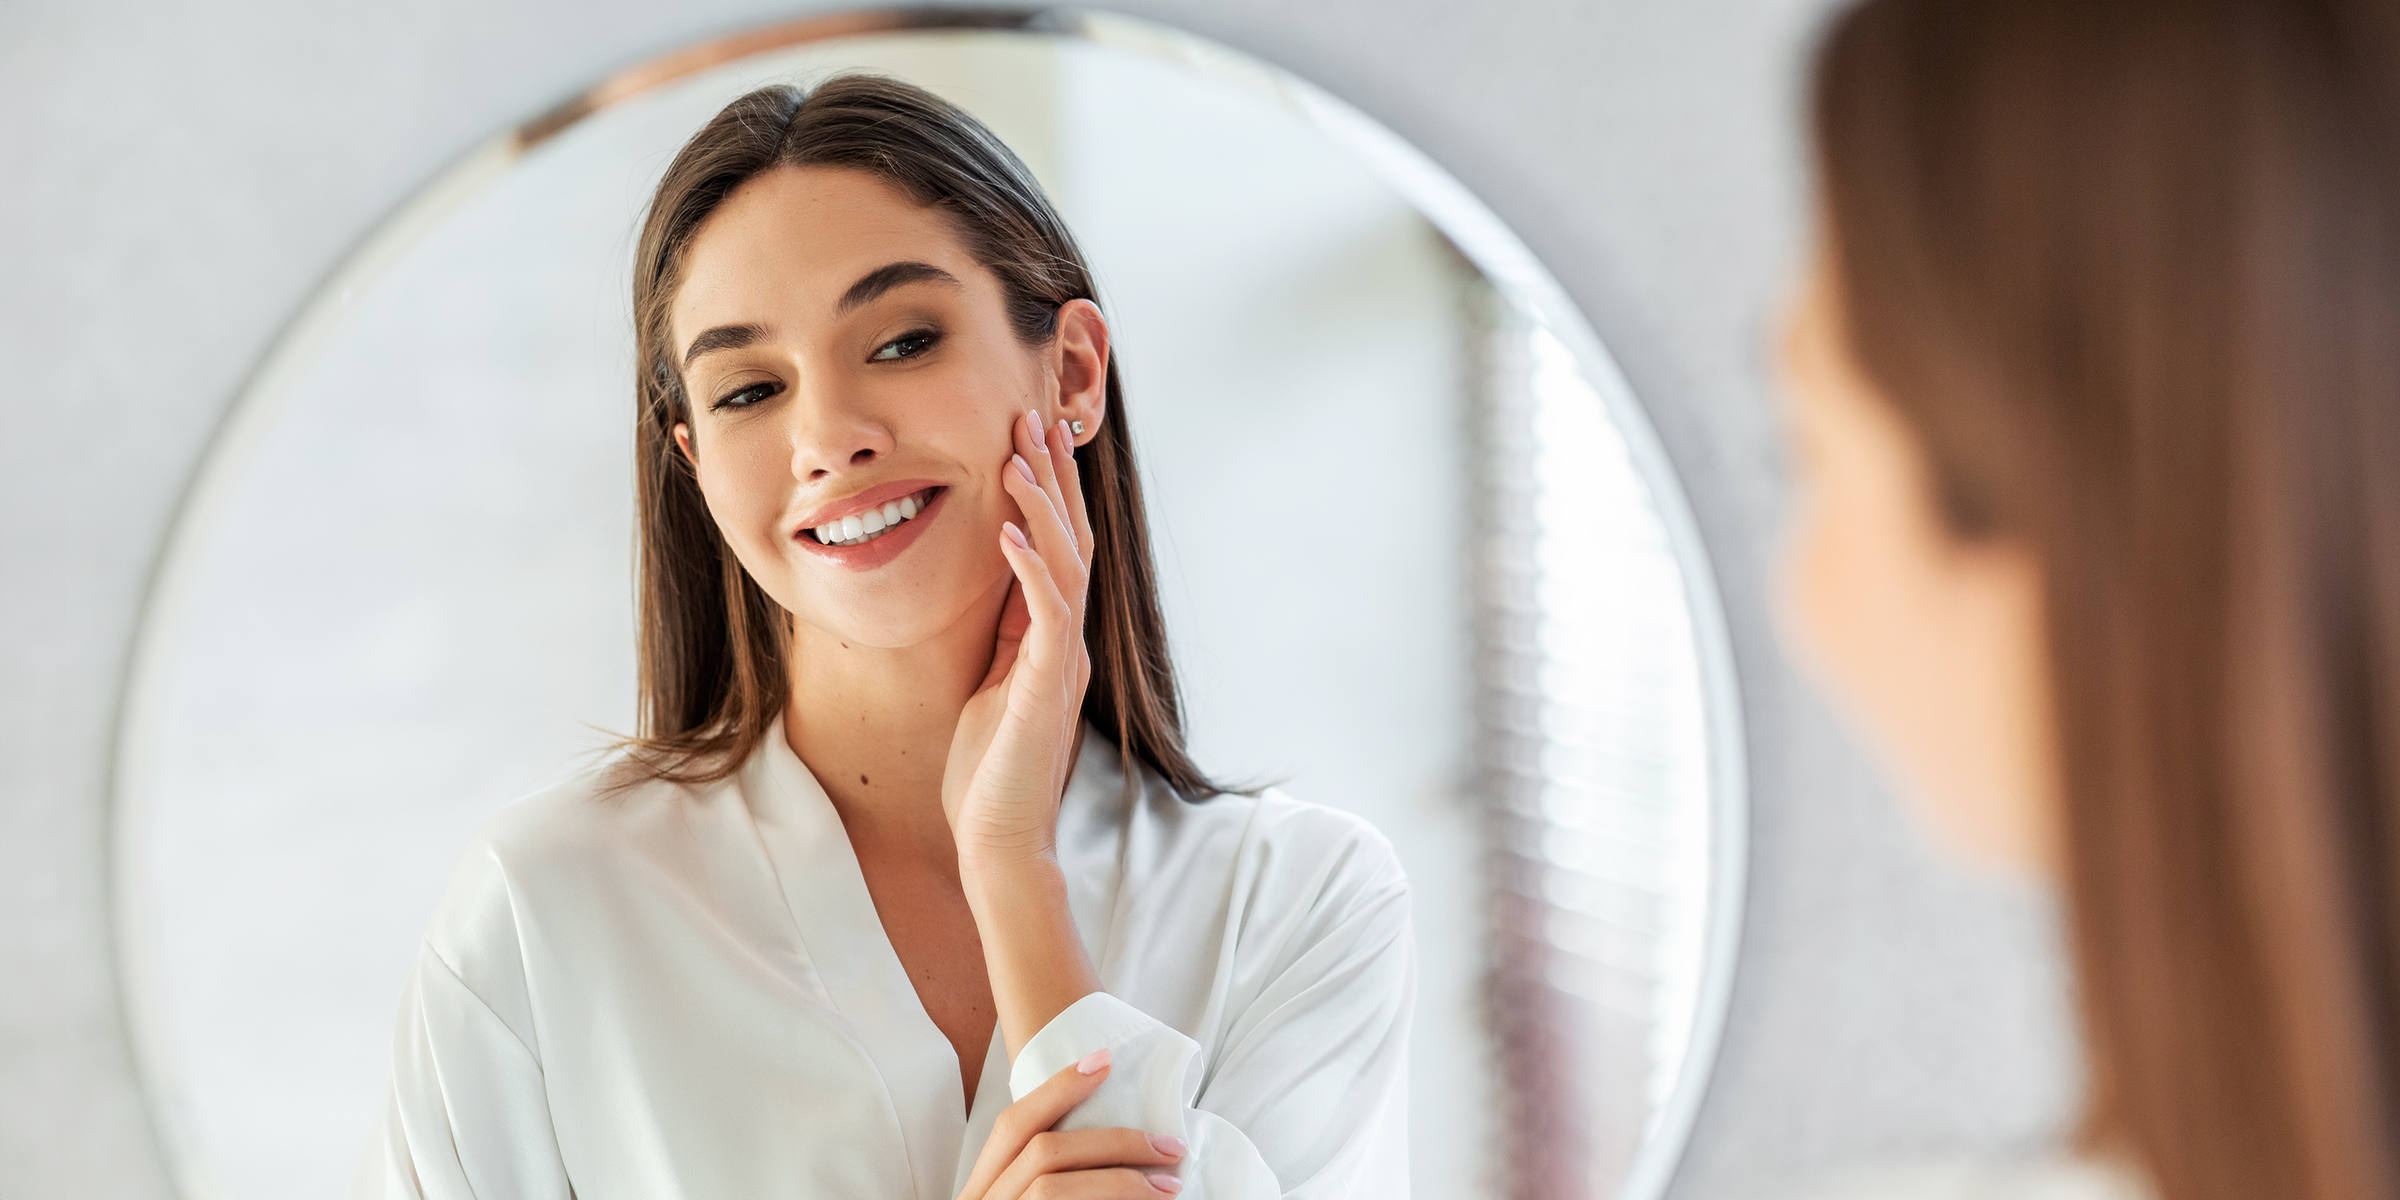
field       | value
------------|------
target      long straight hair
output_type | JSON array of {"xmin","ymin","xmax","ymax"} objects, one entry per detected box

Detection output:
[
  {"xmin": 622, "ymin": 74, "xmax": 1220, "ymax": 800},
  {"xmin": 1814, "ymin": 3, "xmax": 2400, "ymax": 1198}
]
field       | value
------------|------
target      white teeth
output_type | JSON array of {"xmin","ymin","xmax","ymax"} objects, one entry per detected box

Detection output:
[{"xmin": 813, "ymin": 489, "xmax": 937, "ymax": 546}]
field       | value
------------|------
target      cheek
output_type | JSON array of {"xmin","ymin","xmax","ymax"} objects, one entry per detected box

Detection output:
[{"xmin": 692, "ymin": 427, "xmax": 794, "ymax": 556}]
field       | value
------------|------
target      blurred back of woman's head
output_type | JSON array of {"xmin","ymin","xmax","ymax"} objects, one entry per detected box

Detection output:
[{"xmin": 1809, "ymin": 1, "xmax": 2400, "ymax": 1197}]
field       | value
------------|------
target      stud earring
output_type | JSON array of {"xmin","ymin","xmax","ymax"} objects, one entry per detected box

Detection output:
[{"xmin": 1070, "ymin": 420, "xmax": 1086, "ymax": 435}]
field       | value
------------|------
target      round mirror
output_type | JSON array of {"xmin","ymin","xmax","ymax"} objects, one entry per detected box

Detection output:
[{"xmin": 111, "ymin": 11, "xmax": 1745, "ymax": 1199}]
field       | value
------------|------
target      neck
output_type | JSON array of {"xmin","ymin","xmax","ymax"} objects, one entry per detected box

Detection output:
[{"xmin": 783, "ymin": 577, "xmax": 1010, "ymax": 860}]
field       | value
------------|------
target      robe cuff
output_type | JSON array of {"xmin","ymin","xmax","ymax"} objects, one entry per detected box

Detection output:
[{"xmin": 1008, "ymin": 990, "xmax": 1201, "ymax": 1103}]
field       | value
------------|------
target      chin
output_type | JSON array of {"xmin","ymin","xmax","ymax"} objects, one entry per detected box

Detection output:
[
  {"xmin": 800, "ymin": 607, "xmax": 967, "ymax": 650},
  {"xmin": 782, "ymin": 566, "xmax": 1009, "ymax": 652}
]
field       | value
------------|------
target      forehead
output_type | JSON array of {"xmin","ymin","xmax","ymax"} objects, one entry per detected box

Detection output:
[{"xmin": 670, "ymin": 165, "xmax": 980, "ymax": 340}]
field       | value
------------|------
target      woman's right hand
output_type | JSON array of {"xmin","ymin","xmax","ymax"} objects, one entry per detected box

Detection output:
[{"xmin": 954, "ymin": 1049, "xmax": 1187, "ymax": 1200}]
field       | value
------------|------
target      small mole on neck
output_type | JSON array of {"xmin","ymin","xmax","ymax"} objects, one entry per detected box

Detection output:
[{"xmin": 860, "ymin": 774, "xmax": 870, "ymax": 785}]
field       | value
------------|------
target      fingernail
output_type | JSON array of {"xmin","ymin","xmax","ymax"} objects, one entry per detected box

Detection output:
[
  {"xmin": 1149, "ymin": 1134, "xmax": 1186, "ymax": 1157},
  {"xmin": 1003, "ymin": 521, "xmax": 1028, "ymax": 549},
  {"xmin": 1027, "ymin": 408, "xmax": 1044, "ymax": 441},
  {"xmin": 1147, "ymin": 1173, "xmax": 1183, "ymax": 1194},
  {"xmin": 1075, "ymin": 1047, "xmax": 1110, "ymax": 1074},
  {"xmin": 1012, "ymin": 454, "xmax": 1036, "ymax": 485}
]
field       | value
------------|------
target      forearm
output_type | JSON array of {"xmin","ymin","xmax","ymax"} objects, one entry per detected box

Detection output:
[{"xmin": 962, "ymin": 852, "xmax": 1103, "ymax": 1058}]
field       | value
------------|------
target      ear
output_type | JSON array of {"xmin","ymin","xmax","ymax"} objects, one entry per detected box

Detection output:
[
  {"xmin": 673, "ymin": 422, "xmax": 697, "ymax": 466},
  {"xmin": 1052, "ymin": 299, "xmax": 1109, "ymax": 447}
]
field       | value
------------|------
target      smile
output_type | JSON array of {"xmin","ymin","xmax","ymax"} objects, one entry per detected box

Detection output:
[{"xmin": 805, "ymin": 486, "xmax": 944, "ymax": 547}]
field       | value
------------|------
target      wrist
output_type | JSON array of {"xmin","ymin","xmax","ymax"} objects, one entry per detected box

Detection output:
[
  {"xmin": 954, "ymin": 813, "xmax": 1058, "ymax": 874},
  {"xmin": 956, "ymin": 849, "xmax": 1102, "ymax": 1056},
  {"xmin": 959, "ymin": 846, "xmax": 1065, "ymax": 909}
]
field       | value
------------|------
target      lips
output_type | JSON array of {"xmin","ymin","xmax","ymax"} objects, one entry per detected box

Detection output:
[
  {"xmin": 788, "ymin": 480, "xmax": 949, "ymax": 571},
  {"xmin": 791, "ymin": 478, "xmax": 945, "ymax": 539},
  {"xmin": 806, "ymin": 486, "xmax": 940, "ymax": 547}
]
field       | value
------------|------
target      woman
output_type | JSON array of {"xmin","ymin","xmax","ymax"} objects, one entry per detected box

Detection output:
[
  {"xmin": 1783, "ymin": 0, "xmax": 2400, "ymax": 1198},
  {"xmin": 349, "ymin": 76, "xmax": 1413, "ymax": 1200}
]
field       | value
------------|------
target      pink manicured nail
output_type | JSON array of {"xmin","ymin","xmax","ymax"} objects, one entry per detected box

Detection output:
[
  {"xmin": 1003, "ymin": 522, "xmax": 1028, "ymax": 549},
  {"xmin": 1147, "ymin": 1173, "xmax": 1183, "ymax": 1194},
  {"xmin": 1149, "ymin": 1134, "xmax": 1186, "ymax": 1157},
  {"xmin": 1075, "ymin": 1047, "xmax": 1110, "ymax": 1074},
  {"xmin": 1012, "ymin": 454, "xmax": 1037, "ymax": 485},
  {"xmin": 1026, "ymin": 408, "xmax": 1044, "ymax": 442}
]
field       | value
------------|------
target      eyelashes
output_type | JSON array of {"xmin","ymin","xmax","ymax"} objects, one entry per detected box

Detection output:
[
  {"xmin": 705, "ymin": 328, "xmax": 943, "ymax": 411},
  {"xmin": 871, "ymin": 328, "xmax": 941, "ymax": 361},
  {"xmin": 709, "ymin": 380, "xmax": 782, "ymax": 412}
]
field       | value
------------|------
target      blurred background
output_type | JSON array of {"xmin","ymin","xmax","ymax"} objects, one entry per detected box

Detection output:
[{"xmin": 0, "ymin": 3, "xmax": 2075, "ymax": 1199}]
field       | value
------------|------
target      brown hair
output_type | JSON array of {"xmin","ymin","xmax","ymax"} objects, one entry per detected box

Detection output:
[
  {"xmin": 623, "ymin": 74, "xmax": 1220, "ymax": 800},
  {"xmin": 1813, "ymin": 2, "xmax": 2400, "ymax": 1197}
]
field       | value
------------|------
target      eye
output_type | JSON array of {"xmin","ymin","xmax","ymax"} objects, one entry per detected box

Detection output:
[
  {"xmin": 710, "ymin": 380, "xmax": 782, "ymax": 411},
  {"xmin": 871, "ymin": 329, "xmax": 940, "ymax": 362}
]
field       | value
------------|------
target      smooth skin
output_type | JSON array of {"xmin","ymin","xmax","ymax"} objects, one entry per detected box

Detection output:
[
  {"xmin": 670, "ymin": 165, "xmax": 1182, "ymax": 1198},
  {"xmin": 1776, "ymin": 241, "xmax": 2064, "ymax": 877}
]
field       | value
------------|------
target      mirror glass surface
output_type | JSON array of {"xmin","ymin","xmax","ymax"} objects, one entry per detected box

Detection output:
[{"xmin": 113, "ymin": 15, "xmax": 1742, "ymax": 1200}]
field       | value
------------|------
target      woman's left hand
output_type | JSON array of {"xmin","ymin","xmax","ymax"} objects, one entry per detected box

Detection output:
[{"xmin": 943, "ymin": 407, "xmax": 1096, "ymax": 869}]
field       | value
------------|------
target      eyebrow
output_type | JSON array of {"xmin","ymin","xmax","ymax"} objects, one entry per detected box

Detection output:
[
  {"xmin": 682, "ymin": 322, "xmax": 767, "ymax": 368},
  {"xmin": 837, "ymin": 261, "xmax": 962, "ymax": 315},
  {"xmin": 680, "ymin": 263, "xmax": 961, "ymax": 368}
]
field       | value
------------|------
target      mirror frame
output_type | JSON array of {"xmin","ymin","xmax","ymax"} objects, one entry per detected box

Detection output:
[{"xmin": 105, "ymin": 10, "xmax": 1749, "ymax": 1198}]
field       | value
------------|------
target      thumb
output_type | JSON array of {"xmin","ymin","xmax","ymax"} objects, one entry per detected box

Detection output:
[{"xmin": 955, "ymin": 1049, "xmax": 1112, "ymax": 1200}]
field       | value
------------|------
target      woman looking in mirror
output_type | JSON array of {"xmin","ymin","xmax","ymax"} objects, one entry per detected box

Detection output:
[
  {"xmin": 1784, "ymin": 1, "xmax": 2400, "ymax": 1198},
  {"xmin": 349, "ymin": 76, "xmax": 1412, "ymax": 1200}
]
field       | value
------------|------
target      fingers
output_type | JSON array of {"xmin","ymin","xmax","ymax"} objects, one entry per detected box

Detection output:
[
  {"xmin": 985, "ymin": 1129, "xmax": 1186, "ymax": 1200},
  {"xmin": 993, "ymin": 409, "xmax": 1096, "ymax": 784},
  {"xmin": 1009, "ymin": 1168, "xmax": 1182, "ymax": 1199},
  {"xmin": 958, "ymin": 1052, "xmax": 1112, "ymax": 1200},
  {"xmin": 1016, "ymin": 408, "xmax": 1067, "ymax": 531},
  {"xmin": 1002, "ymin": 412, "xmax": 1084, "ymax": 663},
  {"xmin": 1009, "ymin": 410, "xmax": 1083, "ymax": 581},
  {"xmin": 999, "ymin": 522, "xmax": 1073, "ymax": 639},
  {"xmin": 1004, "ymin": 459, "xmax": 1075, "ymax": 567},
  {"xmin": 1047, "ymin": 417, "xmax": 1097, "ymax": 574}
]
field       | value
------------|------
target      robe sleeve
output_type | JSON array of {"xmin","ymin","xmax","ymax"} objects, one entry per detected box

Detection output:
[
  {"xmin": 1008, "ymin": 872, "xmax": 1415, "ymax": 1198},
  {"xmin": 346, "ymin": 942, "xmax": 572, "ymax": 1200}
]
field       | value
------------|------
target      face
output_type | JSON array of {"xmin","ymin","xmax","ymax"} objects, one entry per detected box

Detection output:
[
  {"xmin": 1775, "ymin": 243, "xmax": 2062, "ymax": 876},
  {"xmin": 667, "ymin": 166, "xmax": 1108, "ymax": 650}
]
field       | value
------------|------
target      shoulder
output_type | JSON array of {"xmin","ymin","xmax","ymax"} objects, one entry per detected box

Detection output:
[
  {"xmin": 1124, "ymin": 773, "xmax": 1412, "ymax": 925},
  {"xmin": 1233, "ymin": 786, "xmax": 1410, "ymax": 895},
  {"xmin": 447, "ymin": 756, "xmax": 691, "ymax": 884},
  {"xmin": 420, "ymin": 755, "xmax": 706, "ymax": 961},
  {"xmin": 1116, "ymin": 777, "xmax": 1417, "ymax": 1022}
]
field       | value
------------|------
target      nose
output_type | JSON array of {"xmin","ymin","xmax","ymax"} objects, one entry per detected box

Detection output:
[{"xmin": 784, "ymin": 377, "xmax": 894, "ymax": 481}]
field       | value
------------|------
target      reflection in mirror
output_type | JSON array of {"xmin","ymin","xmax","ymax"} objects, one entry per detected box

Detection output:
[{"xmin": 112, "ymin": 13, "xmax": 1739, "ymax": 1200}]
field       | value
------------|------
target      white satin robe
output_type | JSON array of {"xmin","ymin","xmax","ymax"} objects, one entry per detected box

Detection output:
[{"xmin": 348, "ymin": 726, "xmax": 1414, "ymax": 1199}]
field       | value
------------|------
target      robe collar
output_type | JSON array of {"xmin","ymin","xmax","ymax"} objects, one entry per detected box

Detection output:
[{"xmin": 745, "ymin": 723, "xmax": 1137, "ymax": 1200}]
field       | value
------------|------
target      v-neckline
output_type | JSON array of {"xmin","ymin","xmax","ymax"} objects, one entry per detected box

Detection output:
[
  {"xmin": 746, "ymin": 728, "xmax": 1131, "ymax": 1200},
  {"xmin": 749, "ymin": 730, "xmax": 989, "ymax": 1200}
]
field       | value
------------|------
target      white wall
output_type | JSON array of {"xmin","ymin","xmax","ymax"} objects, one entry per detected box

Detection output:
[{"xmin": 0, "ymin": 3, "xmax": 2077, "ymax": 1199}]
